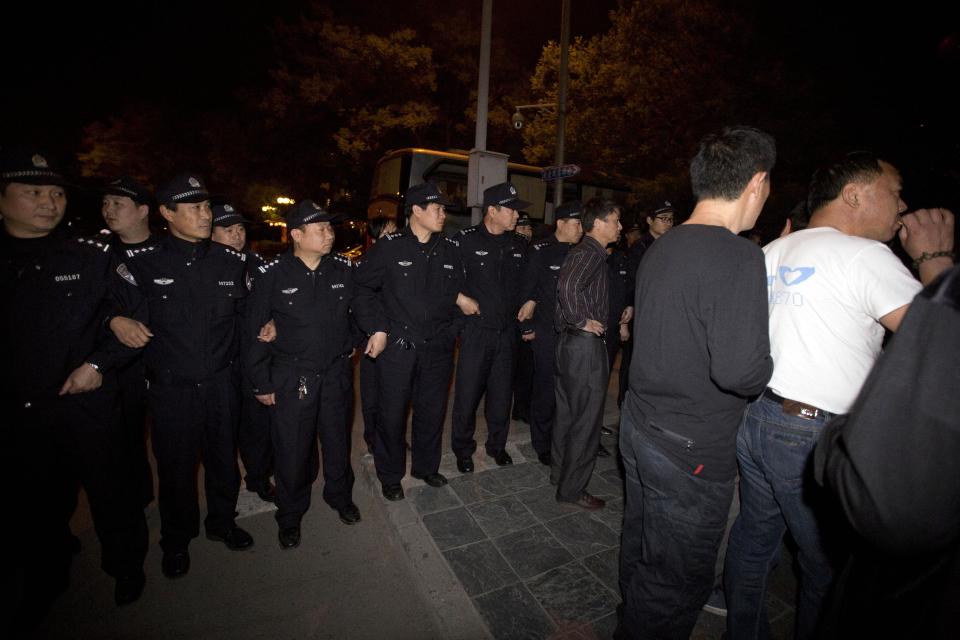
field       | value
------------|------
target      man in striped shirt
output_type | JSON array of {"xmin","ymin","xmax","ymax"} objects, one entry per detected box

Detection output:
[{"xmin": 552, "ymin": 198, "xmax": 622, "ymax": 510}]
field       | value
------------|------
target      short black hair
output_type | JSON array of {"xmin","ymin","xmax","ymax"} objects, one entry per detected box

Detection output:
[
  {"xmin": 367, "ymin": 217, "xmax": 396, "ymax": 240},
  {"xmin": 582, "ymin": 198, "xmax": 620, "ymax": 232},
  {"xmin": 806, "ymin": 151, "xmax": 885, "ymax": 215},
  {"xmin": 690, "ymin": 126, "xmax": 776, "ymax": 201}
]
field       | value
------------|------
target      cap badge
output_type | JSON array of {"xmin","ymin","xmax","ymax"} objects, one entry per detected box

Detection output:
[
  {"xmin": 188, "ymin": 177, "xmax": 201, "ymax": 188},
  {"xmin": 224, "ymin": 204, "xmax": 234, "ymax": 212},
  {"xmin": 509, "ymin": 186, "xmax": 517, "ymax": 195},
  {"xmin": 32, "ymin": 154, "xmax": 48, "ymax": 168}
]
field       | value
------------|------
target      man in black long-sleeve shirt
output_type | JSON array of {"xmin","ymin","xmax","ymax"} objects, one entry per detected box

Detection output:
[
  {"xmin": 246, "ymin": 201, "xmax": 362, "ymax": 548},
  {"xmin": 553, "ymin": 198, "xmax": 622, "ymax": 509},
  {"xmin": 617, "ymin": 126, "xmax": 775, "ymax": 639},
  {"xmin": 450, "ymin": 182, "xmax": 530, "ymax": 472}
]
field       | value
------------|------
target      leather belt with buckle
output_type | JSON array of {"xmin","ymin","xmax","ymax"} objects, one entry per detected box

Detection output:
[{"xmin": 763, "ymin": 388, "xmax": 826, "ymax": 420}]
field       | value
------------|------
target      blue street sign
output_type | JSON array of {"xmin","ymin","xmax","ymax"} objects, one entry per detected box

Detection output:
[{"xmin": 541, "ymin": 164, "xmax": 581, "ymax": 181}]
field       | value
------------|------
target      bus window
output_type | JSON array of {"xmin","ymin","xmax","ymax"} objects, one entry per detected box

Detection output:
[{"xmin": 373, "ymin": 156, "xmax": 403, "ymax": 199}]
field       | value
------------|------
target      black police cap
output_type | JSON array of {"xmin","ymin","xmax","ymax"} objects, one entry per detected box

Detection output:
[
  {"xmin": 212, "ymin": 203, "xmax": 248, "ymax": 227},
  {"xmin": 284, "ymin": 199, "xmax": 336, "ymax": 228},
  {"xmin": 0, "ymin": 146, "xmax": 66, "ymax": 186},
  {"xmin": 156, "ymin": 173, "xmax": 211, "ymax": 206},
  {"xmin": 103, "ymin": 176, "xmax": 152, "ymax": 204},
  {"xmin": 482, "ymin": 182, "xmax": 532, "ymax": 211},
  {"xmin": 554, "ymin": 200, "xmax": 583, "ymax": 220},
  {"xmin": 405, "ymin": 182, "xmax": 453, "ymax": 208}
]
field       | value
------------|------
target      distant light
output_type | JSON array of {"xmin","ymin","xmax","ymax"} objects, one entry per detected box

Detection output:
[
  {"xmin": 262, "ymin": 205, "xmax": 277, "ymax": 213},
  {"xmin": 276, "ymin": 196, "xmax": 295, "ymax": 205}
]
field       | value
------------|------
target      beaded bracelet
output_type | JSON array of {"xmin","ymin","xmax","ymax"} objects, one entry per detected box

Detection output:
[{"xmin": 913, "ymin": 251, "xmax": 955, "ymax": 268}]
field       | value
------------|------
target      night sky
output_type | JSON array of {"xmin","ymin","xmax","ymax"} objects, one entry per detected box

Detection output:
[{"xmin": 3, "ymin": 0, "xmax": 958, "ymax": 212}]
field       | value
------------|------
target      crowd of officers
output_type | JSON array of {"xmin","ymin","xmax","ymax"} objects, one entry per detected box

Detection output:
[{"xmin": 2, "ymin": 144, "xmax": 664, "ymax": 630}]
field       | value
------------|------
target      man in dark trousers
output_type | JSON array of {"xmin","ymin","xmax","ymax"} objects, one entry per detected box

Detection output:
[
  {"xmin": 553, "ymin": 198, "xmax": 622, "ymax": 509},
  {"xmin": 617, "ymin": 126, "xmax": 774, "ymax": 639},
  {"xmin": 245, "ymin": 200, "xmax": 362, "ymax": 548},
  {"xmin": 516, "ymin": 201, "xmax": 584, "ymax": 465},
  {"xmin": 451, "ymin": 182, "xmax": 530, "ymax": 472},
  {"xmin": 211, "ymin": 202, "xmax": 275, "ymax": 504},
  {"xmin": 356, "ymin": 183, "xmax": 475, "ymax": 500},
  {"xmin": 1, "ymin": 149, "xmax": 148, "ymax": 625},
  {"xmin": 100, "ymin": 176, "xmax": 155, "ymax": 509},
  {"xmin": 113, "ymin": 173, "xmax": 253, "ymax": 580}
]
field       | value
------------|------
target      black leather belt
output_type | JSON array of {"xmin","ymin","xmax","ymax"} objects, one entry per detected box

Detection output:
[
  {"xmin": 563, "ymin": 327, "xmax": 605, "ymax": 339},
  {"xmin": 763, "ymin": 388, "xmax": 827, "ymax": 420}
]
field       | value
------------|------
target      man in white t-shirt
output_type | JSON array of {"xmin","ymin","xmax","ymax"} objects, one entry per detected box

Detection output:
[{"xmin": 724, "ymin": 151, "xmax": 954, "ymax": 640}]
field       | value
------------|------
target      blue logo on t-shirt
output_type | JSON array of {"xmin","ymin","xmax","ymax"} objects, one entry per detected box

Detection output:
[{"xmin": 779, "ymin": 266, "xmax": 815, "ymax": 286}]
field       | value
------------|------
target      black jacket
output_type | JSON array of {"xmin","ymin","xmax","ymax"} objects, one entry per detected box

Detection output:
[
  {"xmin": 354, "ymin": 227, "xmax": 464, "ymax": 343},
  {"xmin": 456, "ymin": 223, "xmax": 527, "ymax": 331},
  {"xmin": 1, "ymin": 228, "xmax": 132, "ymax": 407},
  {"xmin": 244, "ymin": 251, "xmax": 359, "ymax": 394},
  {"xmin": 114, "ymin": 234, "xmax": 247, "ymax": 383},
  {"xmin": 519, "ymin": 235, "xmax": 572, "ymax": 334}
]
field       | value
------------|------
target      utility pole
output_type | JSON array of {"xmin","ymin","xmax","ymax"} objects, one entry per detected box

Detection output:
[{"xmin": 553, "ymin": 0, "xmax": 571, "ymax": 213}]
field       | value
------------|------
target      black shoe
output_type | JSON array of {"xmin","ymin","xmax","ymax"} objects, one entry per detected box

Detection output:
[
  {"xmin": 537, "ymin": 451, "xmax": 551, "ymax": 466},
  {"xmin": 114, "ymin": 571, "xmax": 146, "ymax": 606},
  {"xmin": 600, "ymin": 426, "xmax": 614, "ymax": 436},
  {"xmin": 596, "ymin": 444, "xmax": 611, "ymax": 458},
  {"xmin": 161, "ymin": 551, "xmax": 190, "ymax": 579},
  {"xmin": 412, "ymin": 472, "xmax": 448, "ymax": 487},
  {"xmin": 278, "ymin": 526, "xmax": 301, "ymax": 549},
  {"xmin": 253, "ymin": 482, "xmax": 276, "ymax": 503},
  {"xmin": 381, "ymin": 483, "xmax": 405, "ymax": 501},
  {"xmin": 337, "ymin": 503, "xmax": 362, "ymax": 525},
  {"xmin": 206, "ymin": 526, "xmax": 254, "ymax": 551},
  {"xmin": 490, "ymin": 450, "xmax": 513, "ymax": 466},
  {"xmin": 456, "ymin": 457, "xmax": 474, "ymax": 473}
]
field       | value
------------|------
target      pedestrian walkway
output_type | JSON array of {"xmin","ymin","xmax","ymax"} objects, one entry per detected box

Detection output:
[{"xmin": 33, "ymin": 356, "xmax": 800, "ymax": 639}]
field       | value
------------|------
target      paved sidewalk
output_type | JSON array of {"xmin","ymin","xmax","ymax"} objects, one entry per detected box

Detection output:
[{"xmin": 32, "ymin": 356, "xmax": 800, "ymax": 639}]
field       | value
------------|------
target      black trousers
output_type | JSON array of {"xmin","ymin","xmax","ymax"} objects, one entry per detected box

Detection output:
[
  {"xmin": 512, "ymin": 336, "xmax": 534, "ymax": 419},
  {"xmin": 552, "ymin": 331, "xmax": 608, "ymax": 501},
  {"xmin": 268, "ymin": 357, "xmax": 354, "ymax": 528},
  {"xmin": 374, "ymin": 337, "xmax": 455, "ymax": 485},
  {"xmin": 451, "ymin": 325, "xmax": 517, "ymax": 458},
  {"xmin": 149, "ymin": 369, "xmax": 241, "ymax": 552},
  {"xmin": 359, "ymin": 353, "xmax": 378, "ymax": 454},
  {"xmin": 116, "ymin": 357, "xmax": 154, "ymax": 507},
  {"xmin": 529, "ymin": 328, "xmax": 558, "ymax": 456},
  {"xmin": 8, "ymin": 388, "xmax": 148, "ymax": 628},
  {"xmin": 238, "ymin": 377, "xmax": 272, "ymax": 492}
]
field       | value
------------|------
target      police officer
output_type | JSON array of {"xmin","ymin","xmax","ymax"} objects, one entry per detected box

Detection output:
[
  {"xmin": 356, "ymin": 183, "xmax": 474, "ymax": 500},
  {"xmin": 516, "ymin": 201, "xmax": 584, "ymax": 465},
  {"xmin": 211, "ymin": 202, "xmax": 275, "ymax": 503},
  {"xmin": 101, "ymin": 176, "xmax": 155, "ymax": 509},
  {"xmin": 113, "ymin": 173, "xmax": 253, "ymax": 579},
  {"xmin": 511, "ymin": 212, "xmax": 535, "ymax": 423},
  {"xmin": 245, "ymin": 200, "xmax": 362, "ymax": 548},
  {"xmin": 599, "ymin": 234, "xmax": 634, "ymax": 452},
  {"xmin": 1, "ymin": 148, "xmax": 148, "ymax": 620},
  {"xmin": 451, "ymin": 182, "xmax": 530, "ymax": 472}
]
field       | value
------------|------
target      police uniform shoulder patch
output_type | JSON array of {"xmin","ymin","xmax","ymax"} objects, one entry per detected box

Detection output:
[
  {"xmin": 444, "ymin": 236, "xmax": 460, "ymax": 248},
  {"xmin": 116, "ymin": 262, "xmax": 137, "ymax": 286},
  {"xmin": 333, "ymin": 253, "xmax": 353, "ymax": 267},
  {"xmin": 457, "ymin": 226, "xmax": 478, "ymax": 236},
  {"xmin": 124, "ymin": 244, "xmax": 159, "ymax": 259},
  {"xmin": 77, "ymin": 236, "xmax": 111, "ymax": 253},
  {"xmin": 257, "ymin": 258, "xmax": 281, "ymax": 274},
  {"xmin": 383, "ymin": 231, "xmax": 402, "ymax": 241},
  {"xmin": 218, "ymin": 245, "xmax": 247, "ymax": 262},
  {"xmin": 513, "ymin": 231, "xmax": 528, "ymax": 241},
  {"xmin": 533, "ymin": 240, "xmax": 551, "ymax": 251}
]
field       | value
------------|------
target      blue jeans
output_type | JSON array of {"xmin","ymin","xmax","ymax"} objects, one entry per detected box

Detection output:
[
  {"xmin": 619, "ymin": 405, "xmax": 735, "ymax": 639},
  {"xmin": 724, "ymin": 394, "xmax": 837, "ymax": 640}
]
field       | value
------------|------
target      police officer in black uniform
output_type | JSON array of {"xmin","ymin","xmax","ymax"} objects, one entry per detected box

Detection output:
[
  {"xmin": 211, "ymin": 202, "xmax": 276, "ymax": 503},
  {"xmin": 113, "ymin": 173, "xmax": 253, "ymax": 579},
  {"xmin": 511, "ymin": 213, "xmax": 535, "ymax": 423},
  {"xmin": 245, "ymin": 200, "xmax": 362, "ymax": 548},
  {"xmin": 100, "ymin": 176, "xmax": 155, "ymax": 508},
  {"xmin": 1, "ymin": 148, "xmax": 149, "ymax": 622},
  {"xmin": 516, "ymin": 201, "xmax": 584, "ymax": 465},
  {"xmin": 451, "ymin": 182, "xmax": 530, "ymax": 472},
  {"xmin": 599, "ymin": 236, "xmax": 635, "ymax": 454},
  {"xmin": 355, "ymin": 183, "xmax": 474, "ymax": 500}
]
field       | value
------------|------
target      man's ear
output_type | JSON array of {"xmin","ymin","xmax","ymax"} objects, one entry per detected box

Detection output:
[
  {"xmin": 748, "ymin": 171, "xmax": 768, "ymax": 198},
  {"xmin": 158, "ymin": 204, "xmax": 175, "ymax": 223},
  {"xmin": 841, "ymin": 182, "xmax": 862, "ymax": 209}
]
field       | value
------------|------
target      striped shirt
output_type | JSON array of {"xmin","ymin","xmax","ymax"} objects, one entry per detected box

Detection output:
[{"xmin": 556, "ymin": 235, "xmax": 609, "ymax": 331}]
